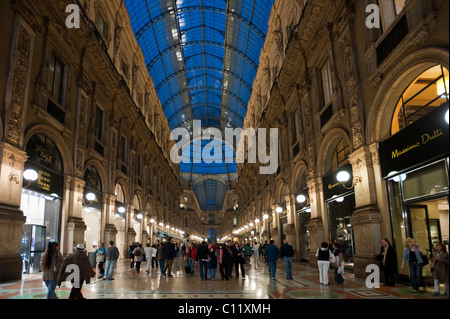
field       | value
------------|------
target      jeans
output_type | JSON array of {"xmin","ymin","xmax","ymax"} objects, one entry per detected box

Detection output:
[
  {"xmin": 268, "ymin": 260, "xmax": 277, "ymax": 279},
  {"xmin": 44, "ymin": 280, "xmax": 57, "ymax": 299},
  {"xmin": 208, "ymin": 267, "xmax": 216, "ymax": 279},
  {"xmin": 409, "ymin": 263, "xmax": 424, "ymax": 291},
  {"xmin": 98, "ymin": 261, "xmax": 105, "ymax": 277},
  {"xmin": 188, "ymin": 258, "xmax": 196, "ymax": 275},
  {"xmin": 283, "ymin": 257, "xmax": 293, "ymax": 279},
  {"xmin": 199, "ymin": 260, "xmax": 208, "ymax": 279},
  {"xmin": 104, "ymin": 260, "xmax": 116, "ymax": 279},
  {"xmin": 318, "ymin": 260, "xmax": 330, "ymax": 285},
  {"xmin": 159, "ymin": 259, "xmax": 165, "ymax": 274},
  {"xmin": 334, "ymin": 267, "xmax": 344, "ymax": 283}
]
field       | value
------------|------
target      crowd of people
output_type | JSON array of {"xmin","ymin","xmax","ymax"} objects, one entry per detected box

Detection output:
[{"xmin": 39, "ymin": 236, "xmax": 448, "ymax": 299}]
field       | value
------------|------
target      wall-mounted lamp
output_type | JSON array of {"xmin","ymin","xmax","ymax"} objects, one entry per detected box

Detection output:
[
  {"xmin": 296, "ymin": 194, "xmax": 312, "ymax": 206},
  {"xmin": 79, "ymin": 192, "xmax": 97, "ymax": 206},
  {"xmin": 19, "ymin": 168, "xmax": 39, "ymax": 188},
  {"xmin": 387, "ymin": 171, "xmax": 407, "ymax": 183},
  {"xmin": 150, "ymin": 218, "xmax": 155, "ymax": 224},
  {"xmin": 336, "ymin": 170, "xmax": 361, "ymax": 189},
  {"xmin": 254, "ymin": 218, "xmax": 260, "ymax": 224},
  {"xmin": 275, "ymin": 205, "xmax": 285, "ymax": 214},
  {"xmin": 331, "ymin": 195, "xmax": 345, "ymax": 203},
  {"xmin": 249, "ymin": 222, "xmax": 254, "ymax": 227},
  {"xmin": 263, "ymin": 213, "xmax": 269, "ymax": 220}
]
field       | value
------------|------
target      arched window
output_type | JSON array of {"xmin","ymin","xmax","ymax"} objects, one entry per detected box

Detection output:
[
  {"xmin": 133, "ymin": 195, "xmax": 141, "ymax": 210},
  {"xmin": 391, "ymin": 65, "xmax": 449, "ymax": 135},
  {"xmin": 115, "ymin": 183, "xmax": 125, "ymax": 203},
  {"xmin": 331, "ymin": 138, "xmax": 350, "ymax": 172}
]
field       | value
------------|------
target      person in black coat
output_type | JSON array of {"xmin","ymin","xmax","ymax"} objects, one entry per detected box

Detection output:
[
  {"xmin": 377, "ymin": 238, "xmax": 397, "ymax": 286},
  {"xmin": 232, "ymin": 242, "xmax": 246, "ymax": 279},
  {"xmin": 162, "ymin": 237, "xmax": 176, "ymax": 277},
  {"xmin": 196, "ymin": 241, "xmax": 210, "ymax": 281}
]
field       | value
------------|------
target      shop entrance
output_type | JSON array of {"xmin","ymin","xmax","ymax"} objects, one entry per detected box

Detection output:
[{"xmin": 21, "ymin": 225, "xmax": 46, "ymax": 274}]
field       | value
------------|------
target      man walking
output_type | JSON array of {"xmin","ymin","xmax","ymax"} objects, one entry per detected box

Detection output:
[
  {"xmin": 104, "ymin": 241, "xmax": 120, "ymax": 280},
  {"xmin": 163, "ymin": 237, "xmax": 176, "ymax": 277},
  {"xmin": 196, "ymin": 241, "xmax": 210, "ymax": 281},
  {"xmin": 264, "ymin": 240, "xmax": 280, "ymax": 280},
  {"xmin": 253, "ymin": 242, "xmax": 260, "ymax": 266},
  {"xmin": 280, "ymin": 239, "xmax": 295, "ymax": 280},
  {"xmin": 57, "ymin": 244, "xmax": 95, "ymax": 299}
]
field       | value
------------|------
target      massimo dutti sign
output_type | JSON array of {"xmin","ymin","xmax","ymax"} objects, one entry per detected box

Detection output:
[{"xmin": 379, "ymin": 102, "xmax": 449, "ymax": 179}]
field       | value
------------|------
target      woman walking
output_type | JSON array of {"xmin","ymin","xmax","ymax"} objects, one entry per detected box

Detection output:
[
  {"xmin": 186, "ymin": 242, "xmax": 197, "ymax": 276},
  {"xmin": 41, "ymin": 242, "xmax": 63, "ymax": 299},
  {"xmin": 133, "ymin": 243, "xmax": 144, "ymax": 273},
  {"xmin": 431, "ymin": 243, "xmax": 449, "ymax": 296},
  {"xmin": 316, "ymin": 242, "xmax": 333, "ymax": 285},
  {"xmin": 401, "ymin": 238, "xmax": 425, "ymax": 293},
  {"xmin": 95, "ymin": 242, "xmax": 106, "ymax": 279},
  {"xmin": 219, "ymin": 243, "xmax": 232, "ymax": 280},
  {"xmin": 377, "ymin": 238, "xmax": 396, "ymax": 286},
  {"xmin": 332, "ymin": 242, "xmax": 344, "ymax": 284},
  {"xmin": 208, "ymin": 243, "xmax": 218, "ymax": 280}
]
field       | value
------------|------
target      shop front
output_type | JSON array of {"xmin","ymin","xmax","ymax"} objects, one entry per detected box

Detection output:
[
  {"xmin": 323, "ymin": 162, "xmax": 356, "ymax": 269},
  {"xmin": 296, "ymin": 189, "xmax": 311, "ymax": 261},
  {"xmin": 380, "ymin": 102, "xmax": 449, "ymax": 283},
  {"xmin": 82, "ymin": 166, "xmax": 103, "ymax": 253},
  {"xmin": 20, "ymin": 134, "xmax": 64, "ymax": 274}
]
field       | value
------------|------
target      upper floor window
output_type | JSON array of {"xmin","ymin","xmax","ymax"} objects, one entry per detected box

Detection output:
[
  {"xmin": 378, "ymin": 0, "xmax": 407, "ymax": 32},
  {"xmin": 292, "ymin": 108, "xmax": 301, "ymax": 144},
  {"xmin": 94, "ymin": 105, "xmax": 104, "ymax": 143},
  {"xmin": 47, "ymin": 53, "xmax": 65, "ymax": 105},
  {"xmin": 331, "ymin": 138, "xmax": 350, "ymax": 172},
  {"xmin": 98, "ymin": 13, "xmax": 106, "ymax": 36},
  {"xmin": 321, "ymin": 59, "xmax": 333, "ymax": 108},
  {"xmin": 391, "ymin": 65, "xmax": 449, "ymax": 135},
  {"xmin": 120, "ymin": 135, "xmax": 127, "ymax": 164}
]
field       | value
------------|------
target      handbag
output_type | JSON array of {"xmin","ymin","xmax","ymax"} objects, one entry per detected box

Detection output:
[
  {"xmin": 420, "ymin": 252, "xmax": 429, "ymax": 265},
  {"xmin": 96, "ymin": 251, "xmax": 105, "ymax": 263},
  {"xmin": 329, "ymin": 251, "xmax": 336, "ymax": 264}
]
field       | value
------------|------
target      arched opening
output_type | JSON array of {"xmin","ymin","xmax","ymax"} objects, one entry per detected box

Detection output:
[
  {"xmin": 20, "ymin": 133, "xmax": 64, "ymax": 274},
  {"xmin": 114, "ymin": 183, "xmax": 127, "ymax": 251},
  {"xmin": 391, "ymin": 65, "xmax": 449, "ymax": 135},
  {"xmin": 82, "ymin": 166, "xmax": 103, "ymax": 252},
  {"xmin": 322, "ymin": 135, "xmax": 355, "ymax": 269}
]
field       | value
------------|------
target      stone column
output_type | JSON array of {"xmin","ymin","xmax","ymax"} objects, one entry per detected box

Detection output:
[
  {"xmin": 284, "ymin": 194, "xmax": 299, "ymax": 260},
  {"xmin": 64, "ymin": 177, "xmax": 87, "ymax": 254},
  {"xmin": 103, "ymin": 193, "xmax": 117, "ymax": 245},
  {"xmin": 348, "ymin": 146, "xmax": 382, "ymax": 279},
  {"xmin": 271, "ymin": 205, "xmax": 281, "ymax": 246},
  {"xmin": 306, "ymin": 177, "xmax": 326, "ymax": 266},
  {"xmin": 0, "ymin": 143, "xmax": 27, "ymax": 282}
]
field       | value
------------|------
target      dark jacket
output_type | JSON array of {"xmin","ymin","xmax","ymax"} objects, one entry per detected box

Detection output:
[
  {"xmin": 196, "ymin": 245, "xmax": 210, "ymax": 261},
  {"xmin": 57, "ymin": 251, "xmax": 95, "ymax": 285},
  {"xmin": 163, "ymin": 242, "xmax": 176, "ymax": 260},
  {"xmin": 376, "ymin": 244, "xmax": 396, "ymax": 271},
  {"xmin": 432, "ymin": 251, "xmax": 449, "ymax": 283},
  {"xmin": 264, "ymin": 244, "xmax": 280, "ymax": 262},
  {"xmin": 222, "ymin": 246, "xmax": 233, "ymax": 262},
  {"xmin": 232, "ymin": 246, "xmax": 245, "ymax": 264},
  {"xmin": 280, "ymin": 244, "xmax": 295, "ymax": 258}
]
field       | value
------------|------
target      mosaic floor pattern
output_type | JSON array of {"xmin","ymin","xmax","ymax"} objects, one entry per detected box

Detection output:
[{"xmin": 0, "ymin": 258, "xmax": 447, "ymax": 299}]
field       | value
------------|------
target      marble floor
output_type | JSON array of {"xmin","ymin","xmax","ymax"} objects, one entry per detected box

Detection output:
[{"xmin": 0, "ymin": 258, "xmax": 447, "ymax": 299}]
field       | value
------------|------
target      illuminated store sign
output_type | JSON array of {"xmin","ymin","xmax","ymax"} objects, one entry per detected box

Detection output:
[{"xmin": 379, "ymin": 102, "xmax": 449, "ymax": 178}]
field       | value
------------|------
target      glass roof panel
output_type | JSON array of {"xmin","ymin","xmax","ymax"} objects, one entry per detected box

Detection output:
[{"xmin": 124, "ymin": 0, "xmax": 274, "ymax": 210}]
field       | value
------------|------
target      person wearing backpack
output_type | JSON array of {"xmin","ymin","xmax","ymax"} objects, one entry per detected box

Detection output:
[
  {"xmin": 316, "ymin": 242, "xmax": 333, "ymax": 285},
  {"xmin": 133, "ymin": 243, "xmax": 144, "ymax": 273},
  {"xmin": 128, "ymin": 242, "xmax": 137, "ymax": 268}
]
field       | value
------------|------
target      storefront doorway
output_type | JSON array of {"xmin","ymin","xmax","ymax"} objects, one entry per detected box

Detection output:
[{"xmin": 20, "ymin": 134, "xmax": 64, "ymax": 274}]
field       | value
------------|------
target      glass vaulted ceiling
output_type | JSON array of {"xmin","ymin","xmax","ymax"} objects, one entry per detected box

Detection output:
[{"xmin": 125, "ymin": 0, "xmax": 274, "ymax": 211}]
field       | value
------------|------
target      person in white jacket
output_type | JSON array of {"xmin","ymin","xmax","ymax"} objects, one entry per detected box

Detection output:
[
  {"xmin": 144, "ymin": 243, "xmax": 154, "ymax": 273},
  {"xmin": 316, "ymin": 242, "xmax": 334, "ymax": 285}
]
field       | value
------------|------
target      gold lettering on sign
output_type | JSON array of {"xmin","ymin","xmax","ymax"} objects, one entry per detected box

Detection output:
[
  {"xmin": 328, "ymin": 182, "xmax": 340, "ymax": 190},
  {"xmin": 38, "ymin": 170, "xmax": 51, "ymax": 191},
  {"xmin": 391, "ymin": 128, "xmax": 444, "ymax": 159}
]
